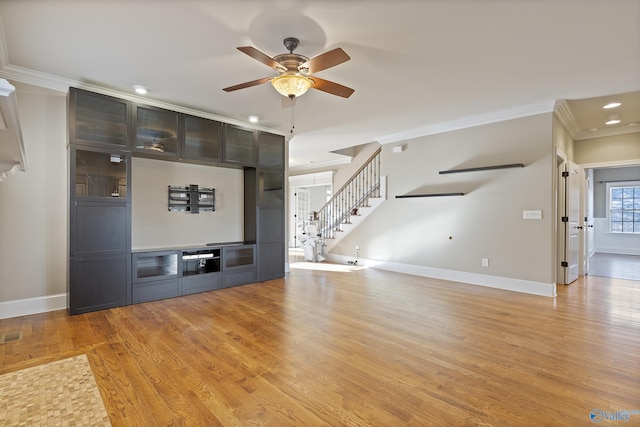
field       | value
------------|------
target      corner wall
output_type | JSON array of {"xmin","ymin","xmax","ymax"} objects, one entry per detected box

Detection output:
[
  {"xmin": 331, "ymin": 113, "xmax": 555, "ymax": 295},
  {"xmin": 0, "ymin": 85, "xmax": 67, "ymax": 314}
]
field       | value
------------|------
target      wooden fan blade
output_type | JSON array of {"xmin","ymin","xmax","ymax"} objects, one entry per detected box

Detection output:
[
  {"xmin": 301, "ymin": 48, "xmax": 350, "ymax": 74},
  {"xmin": 310, "ymin": 77, "xmax": 354, "ymax": 98},
  {"xmin": 223, "ymin": 77, "xmax": 272, "ymax": 92},
  {"xmin": 237, "ymin": 46, "xmax": 282, "ymax": 70}
]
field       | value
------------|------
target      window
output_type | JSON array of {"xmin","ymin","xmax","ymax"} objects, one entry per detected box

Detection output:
[{"xmin": 609, "ymin": 182, "xmax": 640, "ymax": 233}]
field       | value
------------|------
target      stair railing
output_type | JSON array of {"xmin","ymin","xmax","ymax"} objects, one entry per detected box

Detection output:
[{"xmin": 316, "ymin": 147, "xmax": 382, "ymax": 244}]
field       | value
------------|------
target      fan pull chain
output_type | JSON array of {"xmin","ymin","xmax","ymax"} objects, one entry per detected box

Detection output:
[{"xmin": 290, "ymin": 95, "xmax": 295, "ymax": 134}]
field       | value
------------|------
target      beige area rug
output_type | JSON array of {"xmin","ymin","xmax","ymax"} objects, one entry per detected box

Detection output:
[{"xmin": 0, "ymin": 354, "xmax": 111, "ymax": 426}]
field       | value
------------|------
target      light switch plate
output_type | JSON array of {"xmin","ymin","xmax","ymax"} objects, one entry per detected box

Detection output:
[{"xmin": 523, "ymin": 210, "xmax": 542, "ymax": 220}]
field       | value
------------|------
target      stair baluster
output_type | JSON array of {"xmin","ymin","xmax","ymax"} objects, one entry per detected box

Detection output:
[{"xmin": 316, "ymin": 147, "xmax": 382, "ymax": 246}]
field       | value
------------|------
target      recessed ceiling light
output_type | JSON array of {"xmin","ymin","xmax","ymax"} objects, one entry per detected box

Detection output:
[
  {"xmin": 133, "ymin": 85, "xmax": 148, "ymax": 95},
  {"xmin": 248, "ymin": 115, "xmax": 259, "ymax": 123},
  {"xmin": 605, "ymin": 114, "xmax": 621, "ymax": 125},
  {"xmin": 603, "ymin": 102, "xmax": 621, "ymax": 109}
]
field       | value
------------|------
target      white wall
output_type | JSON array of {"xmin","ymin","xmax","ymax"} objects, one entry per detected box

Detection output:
[
  {"xmin": 307, "ymin": 185, "xmax": 329, "ymax": 212},
  {"xmin": 131, "ymin": 158, "xmax": 244, "ymax": 249},
  {"xmin": 0, "ymin": 85, "xmax": 67, "ymax": 305},
  {"xmin": 591, "ymin": 167, "xmax": 640, "ymax": 255},
  {"xmin": 593, "ymin": 218, "xmax": 640, "ymax": 255},
  {"xmin": 330, "ymin": 113, "xmax": 555, "ymax": 293}
]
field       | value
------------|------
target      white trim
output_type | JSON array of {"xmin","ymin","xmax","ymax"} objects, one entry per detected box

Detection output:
[
  {"xmin": 580, "ymin": 159, "xmax": 640, "ymax": 169},
  {"xmin": 0, "ymin": 77, "xmax": 15, "ymax": 97},
  {"xmin": 554, "ymin": 99, "xmax": 580, "ymax": 139},
  {"xmin": 374, "ymin": 101, "xmax": 554, "ymax": 144},
  {"xmin": 325, "ymin": 254, "xmax": 557, "ymax": 297},
  {"xmin": 0, "ymin": 163, "xmax": 22, "ymax": 182},
  {"xmin": 0, "ymin": 65, "xmax": 286, "ymax": 136},
  {"xmin": 595, "ymin": 247, "xmax": 640, "ymax": 256},
  {"xmin": 0, "ymin": 78, "xmax": 26, "ymax": 174},
  {"xmin": 606, "ymin": 180, "xmax": 640, "ymax": 234},
  {"xmin": 0, "ymin": 294, "xmax": 67, "ymax": 320},
  {"xmin": 554, "ymin": 99, "xmax": 640, "ymax": 141},
  {"xmin": 575, "ymin": 127, "xmax": 640, "ymax": 141}
]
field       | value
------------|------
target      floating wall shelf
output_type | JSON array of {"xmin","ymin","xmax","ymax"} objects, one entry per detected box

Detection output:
[
  {"xmin": 439, "ymin": 163, "xmax": 524, "ymax": 174},
  {"xmin": 396, "ymin": 193, "xmax": 464, "ymax": 199}
]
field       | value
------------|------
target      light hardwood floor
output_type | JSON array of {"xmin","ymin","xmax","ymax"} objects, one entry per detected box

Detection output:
[{"xmin": 1, "ymin": 265, "xmax": 639, "ymax": 426}]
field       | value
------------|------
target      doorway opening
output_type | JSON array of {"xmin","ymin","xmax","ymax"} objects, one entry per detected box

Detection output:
[
  {"xmin": 289, "ymin": 172, "xmax": 333, "ymax": 248},
  {"xmin": 584, "ymin": 165, "xmax": 640, "ymax": 281}
]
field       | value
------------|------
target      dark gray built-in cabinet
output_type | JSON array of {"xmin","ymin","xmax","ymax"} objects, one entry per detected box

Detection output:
[
  {"xmin": 67, "ymin": 87, "xmax": 285, "ymax": 314},
  {"xmin": 68, "ymin": 88, "xmax": 132, "ymax": 314},
  {"xmin": 256, "ymin": 131, "xmax": 285, "ymax": 281}
]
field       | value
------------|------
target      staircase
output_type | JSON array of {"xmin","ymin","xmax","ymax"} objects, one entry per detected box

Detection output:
[{"xmin": 316, "ymin": 147, "xmax": 386, "ymax": 254}]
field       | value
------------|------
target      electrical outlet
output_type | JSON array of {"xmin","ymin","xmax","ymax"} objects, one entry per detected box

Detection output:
[
  {"xmin": 482, "ymin": 258, "xmax": 489, "ymax": 267},
  {"xmin": 355, "ymin": 245, "xmax": 360, "ymax": 251}
]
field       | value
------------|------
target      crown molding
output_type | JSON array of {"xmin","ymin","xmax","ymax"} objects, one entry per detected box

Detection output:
[
  {"xmin": 0, "ymin": 77, "xmax": 14, "ymax": 97},
  {"xmin": 0, "ymin": 65, "xmax": 286, "ymax": 136},
  {"xmin": 574, "ymin": 125, "xmax": 640, "ymax": 141},
  {"xmin": 579, "ymin": 159, "xmax": 640, "ymax": 169},
  {"xmin": 553, "ymin": 99, "xmax": 580, "ymax": 138},
  {"xmin": 0, "ymin": 64, "xmax": 74, "ymax": 92},
  {"xmin": 554, "ymin": 98, "xmax": 640, "ymax": 141},
  {"xmin": 374, "ymin": 101, "xmax": 555, "ymax": 145},
  {"xmin": 0, "ymin": 78, "xmax": 27, "ymax": 177}
]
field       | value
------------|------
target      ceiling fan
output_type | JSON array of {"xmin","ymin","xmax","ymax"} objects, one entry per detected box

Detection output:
[{"xmin": 223, "ymin": 37, "xmax": 354, "ymax": 99}]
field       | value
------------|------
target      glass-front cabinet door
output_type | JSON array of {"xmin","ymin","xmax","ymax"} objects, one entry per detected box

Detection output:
[
  {"xmin": 259, "ymin": 170, "xmax": 284, "ymax": 206},
  {"xmin": 71, "ymin": 88, "xmax": 129, "ymax": 149},
  {"xmin": 134, "ymin": 105, "xmax": 180, "ymax": 158},
  {"xmin": 223, "ymin": 245, "xmax": 255, "ymax": 270},
  {"xmin": 258, "ymin": 131, "xmax": 284, "ymax": 169},
  {"xmin": 74, "ymin": 149, "xmax": 128, "ymax": 199},
  {"xmin": 224, "ymin": 125, "xmax": 255, "ymax": 166},
  {"xmin": 183, "ymin": 115, "xmax": 222, "ymax": 163}
]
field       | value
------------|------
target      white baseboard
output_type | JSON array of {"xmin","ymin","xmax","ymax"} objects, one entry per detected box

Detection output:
[
  {"xmin": 595, "ymin": 248, "xmax": 640, "ymax": 256},
  {"xmin": 325, "ymin": 254, "xmax": 556, "ymax": 297},
  {"xmin": 0, "ymin": 293, "xmax": 67, "ymax": 320}
]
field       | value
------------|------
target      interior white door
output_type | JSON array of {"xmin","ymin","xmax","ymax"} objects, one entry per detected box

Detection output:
[
  {"xmin": 582, "ymin": 171, "xmax": 591, "ymax": 275},
  {"xmin": 564, "ymin": 161, "xmax": 582, "ymax": 284},
  {"xmin": 288, "ymin": 188, "xmax": 297, "ymax": 248},
  {"xmin": 586, "ymin": 169, "xmax": 595, "ymax": 258},
  {"xmin": 295, "ymin": 188, "xmax": 310, "ymax": 247}
]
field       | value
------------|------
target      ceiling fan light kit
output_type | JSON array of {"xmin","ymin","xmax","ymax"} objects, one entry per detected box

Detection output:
[
  {"xmin": 271, "ymin": 74, "xmax": 314, "ymax": 99},
  {"xmin": 223, "ymin": 37, "xmax": 353, "ymax": 99}
]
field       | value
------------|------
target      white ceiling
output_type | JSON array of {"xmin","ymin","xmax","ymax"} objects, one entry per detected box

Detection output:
[{"xmin": 0, "ymin": 0, "xmax": 638, "ymax": 171}]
